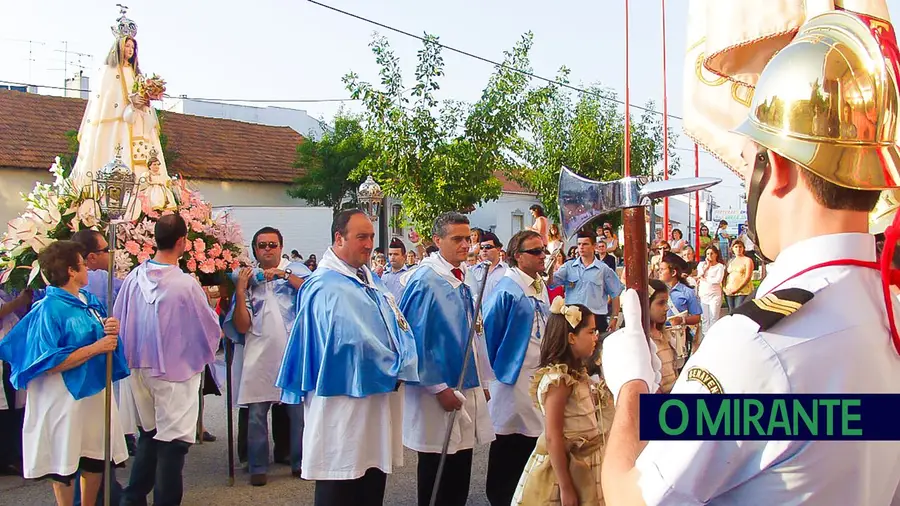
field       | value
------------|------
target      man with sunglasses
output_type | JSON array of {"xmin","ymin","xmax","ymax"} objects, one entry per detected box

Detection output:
[
  {"xmin": 465, "ymin": 231, "xmax": 508, "ymax": 304},
  {"xmin": 549, "ymin": 230, "xmax": 623, "ymax": 332},
  {"xmin": 482, "ymin": 229, "xmax": 549, "ymax": 506},
  {"xmin": 72, "ymin": 229, "xmax": 123, "ymax": 314},
  {"xmin": 226, "ymin": 227, "xmax": 310, "ymax": 486}
]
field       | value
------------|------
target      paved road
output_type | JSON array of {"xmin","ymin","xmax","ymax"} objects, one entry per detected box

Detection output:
[{"xmin": 0, "ymin": 396, "xmax": 493, "ymax": 506}]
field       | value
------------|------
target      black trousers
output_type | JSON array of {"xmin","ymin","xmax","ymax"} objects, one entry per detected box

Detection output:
[
  {"xmin": 485, "ymin": 434, "xmax": 538, "ymax": 506},
  {"xmin": 237, "ymin": 404, "xmax": 291, "ymax": 463},
  {"xmin": 314, "ymin": 467, "xmax": 387, "ymax": 506},
  {"xmin": 0, "ymin": 362, "xmax": 23, "ymax": 470},
  {"xmin": 417, "ymin": 449, "xmax": 473, "ymax": 506},
  {"xmin": 121, "ymin": 428, "xmax": 191, "ymax": 506}
]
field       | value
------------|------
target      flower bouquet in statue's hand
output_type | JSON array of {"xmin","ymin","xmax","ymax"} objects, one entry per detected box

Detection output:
[{"xmin": 131, "ymin": 73, "xmax": 166, "ymax": 109}]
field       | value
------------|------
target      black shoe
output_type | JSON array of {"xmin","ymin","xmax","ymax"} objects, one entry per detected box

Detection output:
[
  {"xmin": 292, "ymin": 469, "xmax": 303, "ymax": 479},
  {"xmin": 202, "ymin": 431, "xmax": 217, "ymax": 442},
  {"xmin": 250, "ymin": 473, "xmax": 267, "ymax": 487},
  {"xmin": 0, "ymin": 463, "xmax": 22, "ymax": 476}
]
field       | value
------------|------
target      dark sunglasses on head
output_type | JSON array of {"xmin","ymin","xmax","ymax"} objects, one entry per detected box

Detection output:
[
  {"xmin": 92, "ymin": 246, "xmax": 110, "ymax": 254},
  {"xmin": 256, "ymin": 241, "xmax": 280, "ymax": 250},
  {"xmin": 520, "ymin": 247, "xmax": 549, "ymax": 256},
  {"xmin": 480, "ymin": 243, "xmax": 496, "ymax": 250}
]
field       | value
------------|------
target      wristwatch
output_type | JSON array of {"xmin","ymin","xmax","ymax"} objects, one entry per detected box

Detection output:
[{"xmin": 283, "ymin": 269, "xmax": 292, "ymax": 280}]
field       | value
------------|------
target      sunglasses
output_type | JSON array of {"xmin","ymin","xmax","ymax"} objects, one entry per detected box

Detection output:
[
  {"xmin": 91, "ymin": 246, "xmax": 110, "ymax": 254},
  {"xmin": 480, "ymin": 243, "xmax": 496, "ymax": 250},
  {"xmin": 520, "ymin": 247, "xmax": 549, "ymax": 256},
  {"xmin": 256, "ymin": 241, "xmax": 280, "ymax": 250}
]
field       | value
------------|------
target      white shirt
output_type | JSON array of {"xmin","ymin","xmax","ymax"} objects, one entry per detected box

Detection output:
[
  {"xmin": 301, "ymin": 248, "xmax": 406, "ymax": 479},
  {"xmin": 488, "ymin": 268, "xmax": 547, "ymax": 437},
  {"xmin": 403, "ymin": 252, "xmax": 496, "ymax": 453},
  {"xmin": 697, "ymin": 261, "xmax": 725, "ymax": 300},
  {"xmin": 636, "ymin": 233, "xmax": 900, "ymax": 505}
]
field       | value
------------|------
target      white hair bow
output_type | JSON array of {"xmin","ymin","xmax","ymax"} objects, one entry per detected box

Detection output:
[{"xmin": 550, "ymin": 296, "xmax": 582, "ymax": 329}]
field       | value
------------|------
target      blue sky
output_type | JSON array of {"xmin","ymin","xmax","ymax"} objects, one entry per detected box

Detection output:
[{"xmin": 3, "ymin": 0, "xmax": 897, "ymax": 209}]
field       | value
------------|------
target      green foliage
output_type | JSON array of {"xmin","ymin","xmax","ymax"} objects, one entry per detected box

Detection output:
[
  {"xmin": 344, "ymin": 32, "xmax": 539, "ymax": 236},
  {"xmin": 513, "ymin": 75, "xmax": 679, "ymax": 225},
  {"xmin": 287, "ymin": 111, "xmax": 369, "ymax": 215}
]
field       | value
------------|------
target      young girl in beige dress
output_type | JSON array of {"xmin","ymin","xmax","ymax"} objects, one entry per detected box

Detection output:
[
  {"xmin": 513, "ymin": 297, "xmax": 614, "ymax": 506},
  {"xmin": 647, "ymin": 280, "xmax": 683, "ymax": 393}
]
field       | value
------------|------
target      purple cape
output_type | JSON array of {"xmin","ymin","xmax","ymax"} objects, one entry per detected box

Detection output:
[{"xmin": 113, "ymin": 260, "xmax": 220, "ymax": 382}]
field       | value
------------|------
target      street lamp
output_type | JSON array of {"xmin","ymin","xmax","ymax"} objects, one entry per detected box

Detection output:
[
  {"xmin": 88, "ymin": 144, "xmax": 142, "ymax": 506},
  {"xmin": 357, "ymin": 175, "xmax": 384, "ymax": 222}
]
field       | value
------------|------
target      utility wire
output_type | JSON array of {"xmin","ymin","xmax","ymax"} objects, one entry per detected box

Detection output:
[
  {"xmin": 0, "ymin": 79, "xmax": 358, "ymax": 104},
  {"xmin": 306, "ymin": 0, "xmax": 684, "ymax": 121}
]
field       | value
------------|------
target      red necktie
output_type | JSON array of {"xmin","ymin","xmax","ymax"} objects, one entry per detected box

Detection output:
[{"xmin": 451, "ymin": 268, "xmax": 464, "ymax": 282}]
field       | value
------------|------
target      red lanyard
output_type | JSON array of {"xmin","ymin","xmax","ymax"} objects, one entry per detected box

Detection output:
[{"xmin": 762, "ymin": 257, "xmax": 900, "ymax": 355}]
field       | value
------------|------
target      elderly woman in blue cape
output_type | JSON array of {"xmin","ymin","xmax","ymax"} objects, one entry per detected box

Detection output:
[
  {"xmin": 274, "ymin": 240, "xmax": 419, "ymax": 500},
  {"xmin": 0, "ymin": 240, "xmax": 129, "ymax": 506}
]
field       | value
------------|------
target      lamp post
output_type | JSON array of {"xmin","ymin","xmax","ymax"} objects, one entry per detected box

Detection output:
[
  {"xmin": 357, "ymin": 175, "xmax": 387, "ymax": 249},
  {"xmin": 89, "ymin": 145, "xmax": 141, "ymax": 506}
]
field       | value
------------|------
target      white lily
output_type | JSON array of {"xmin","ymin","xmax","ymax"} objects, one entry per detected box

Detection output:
[
  {"xmin": 77, "ymin": 199, "xmax": 100, "ymax": 228},
  {"xmin": 29, "ymin": 234, "xmax": 53, "ymax": 253},
  {"xmin": 27, "ymin": 259, "xmax": 41, "ymax": 286}
]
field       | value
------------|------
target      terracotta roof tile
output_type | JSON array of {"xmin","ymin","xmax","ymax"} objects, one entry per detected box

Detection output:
[
  {"xmin": 495, "ymin": 172, "xmax": 535, "ymax": 194},
  {"xmin": 0, "ymin": 89, "xmax": 305, "ymax": 183}
]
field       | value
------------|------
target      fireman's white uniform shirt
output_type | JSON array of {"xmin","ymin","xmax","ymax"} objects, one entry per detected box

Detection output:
[{"xmin": 635, "ymin": 233, "xmax": 900, "ymax": 505}]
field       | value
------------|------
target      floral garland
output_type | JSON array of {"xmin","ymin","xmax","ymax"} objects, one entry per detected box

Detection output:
[{"xmin": 0, "ymin": 158, "xmax": 249, "ymax": 291}]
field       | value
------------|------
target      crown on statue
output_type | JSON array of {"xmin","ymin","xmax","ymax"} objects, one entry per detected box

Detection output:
[
  {"xmin": 111, "ymin": 4, "xmax": 137, "ymax": 39},
  {"xmin": 148, "ymin": 147, "xmax": 159, "ymax": 159}
]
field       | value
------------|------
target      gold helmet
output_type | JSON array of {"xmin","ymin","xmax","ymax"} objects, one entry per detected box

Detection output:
[
  {"xmin": 871, "ymin": 189, "xmax": 900, "ymax": 234},
  {"xmin": 734, "ymin": 10, "xmax": 900, "ymax": 190}
]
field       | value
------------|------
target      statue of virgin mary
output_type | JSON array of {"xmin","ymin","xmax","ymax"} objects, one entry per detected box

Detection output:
[{"xmin": 70, "ymin": 7, "xmax": 169, "ymax": 190}]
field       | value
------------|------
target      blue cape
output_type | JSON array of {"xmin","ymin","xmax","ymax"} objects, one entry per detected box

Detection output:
[
  {"xmin": 276, "ymin": 268, "xmax": 419, "ymax": 400},
  {"xmin": 0, "ymin": 286, "xmax": 130, "ymax": 400},
  {"xmin": 483, "ymin": 277, "xmax": 548, "ymax": 385},
  {"xmin": 223, "ymin": 261, "xmax": 310, "ymax": 346},
  {"xmin": 399, "ymin": 265, "xmax": 480, "ymax": 389}
]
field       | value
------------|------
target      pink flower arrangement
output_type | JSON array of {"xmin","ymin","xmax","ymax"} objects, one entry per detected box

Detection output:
[{"xmin": 114, "ymin": 179, "xmax": 248, "ymax": 281}]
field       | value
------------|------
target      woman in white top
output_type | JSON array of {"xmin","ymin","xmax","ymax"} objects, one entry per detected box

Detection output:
[
  {"xmin": 601, "ymin": 226, "xmax": 619, "ymax": 252},
  {"xmin": 669, "ymin": 228, "xmax": 687, "ymax": 253},
  {"xmin": 546, "ymin": 223, "xmax": 565, "ymax": 270},
  {"xmin": 696, "ymin": 245, "xmax": 726, "ymax": 333}
]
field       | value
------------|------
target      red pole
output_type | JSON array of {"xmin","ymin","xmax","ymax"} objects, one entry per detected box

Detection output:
[
  {"xmin": 624, "ymin": 0, "xmax": 631, "ymax": 178},
  {"xmin": 661, "ymin": 0, "xmax": 669, "ymax": 242},
  {"xmin": 695, "ymin": 143, "xmax": 701, "ymax": 262}
]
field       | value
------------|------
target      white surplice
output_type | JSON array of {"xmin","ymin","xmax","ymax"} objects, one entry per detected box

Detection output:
[{"xmin": 402, "ymin": 252, "xmax": 495, "ymax": 454}]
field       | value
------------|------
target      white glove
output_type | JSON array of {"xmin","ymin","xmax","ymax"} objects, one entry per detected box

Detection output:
[
  {"xmin": 453, "ymin": 390, "xmax": 472, "ymax": 424},
  {"xmin": 601, "ymin": 289, "xmax": 662, "ymax": 403}
]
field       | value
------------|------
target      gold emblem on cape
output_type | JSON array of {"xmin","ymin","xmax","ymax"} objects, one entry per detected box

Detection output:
[
  {"xmin": 474, "ymin": 312, "xmax": 484, "ymax": 335},
  {"xmin": 384, "ymin": 293, "xmax": 409, "ymax": 332},
  {"xmin": 686, "ymin": 367, "xmax": 723, "ymax": 394}
]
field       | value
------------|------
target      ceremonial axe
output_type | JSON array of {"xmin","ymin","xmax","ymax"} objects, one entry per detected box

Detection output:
[{"xmin": 557, "ymin": 166, "xmax": 720, "ymax": 331}]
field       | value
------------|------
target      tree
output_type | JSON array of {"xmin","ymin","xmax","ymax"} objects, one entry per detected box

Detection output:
[
  {"xmin": 344, "ymin": 32, "xmax": 539, "ymax": 236},
  {"xmin": 287, "ymin": 111, "xmax": 369, "ymax": 215},
  {"xmin": 514, "ymin": 75, "xmax": 680, "ymax": 225}
]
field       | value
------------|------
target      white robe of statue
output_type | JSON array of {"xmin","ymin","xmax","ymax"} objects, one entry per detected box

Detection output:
[{"xmin": 70, "ymin": 37, "xmax": 169, "ymax": 190}]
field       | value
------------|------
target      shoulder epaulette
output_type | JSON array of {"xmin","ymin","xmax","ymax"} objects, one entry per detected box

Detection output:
[{"xmin": 732, "ymin": 287, "xmax": 815, "ymax": 331}]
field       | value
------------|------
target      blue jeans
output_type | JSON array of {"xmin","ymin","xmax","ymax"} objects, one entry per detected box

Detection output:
[
  {"xmin": 120, "ymin": 427, "xmax": 191, "ymax": 506},
  {"xmin": 247, "ymin": 402, "xmax": 303, "ymax": 475},
  {"xmin": 727, "ymin": 294, "xmax": 749, "ymax": 313}
]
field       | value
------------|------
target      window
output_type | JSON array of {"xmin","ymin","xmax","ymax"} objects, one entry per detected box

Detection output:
[
  {"xmin": 391, "ymin": 204, "xmax": 403, "ymax": 236},
  {"xmin": 511, "ymin": 210, "xmax": 525, "ymax": 234}
]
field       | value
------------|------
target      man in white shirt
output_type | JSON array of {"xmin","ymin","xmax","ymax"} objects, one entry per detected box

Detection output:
[
  {"xmin": 229, "ymin": 226, "xmax": 309, "ymax": 486},
  {"xmin": 466, "ymin": 231, "xmax": 508, "ymax": 303},
  {"xmin": 600, "ymin": 12, "xmax": 900, "ymax": 505},
  {"xmin": 276, "ymin": 209, "xmax": 418, "ymax": 506},
  {"xmin": 400, "ymin": 212, "xmax": 495, "ymax": 506},
  {"xmin": 482, "ymin": 230, "xmax": 549, "ymax": 506}
]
